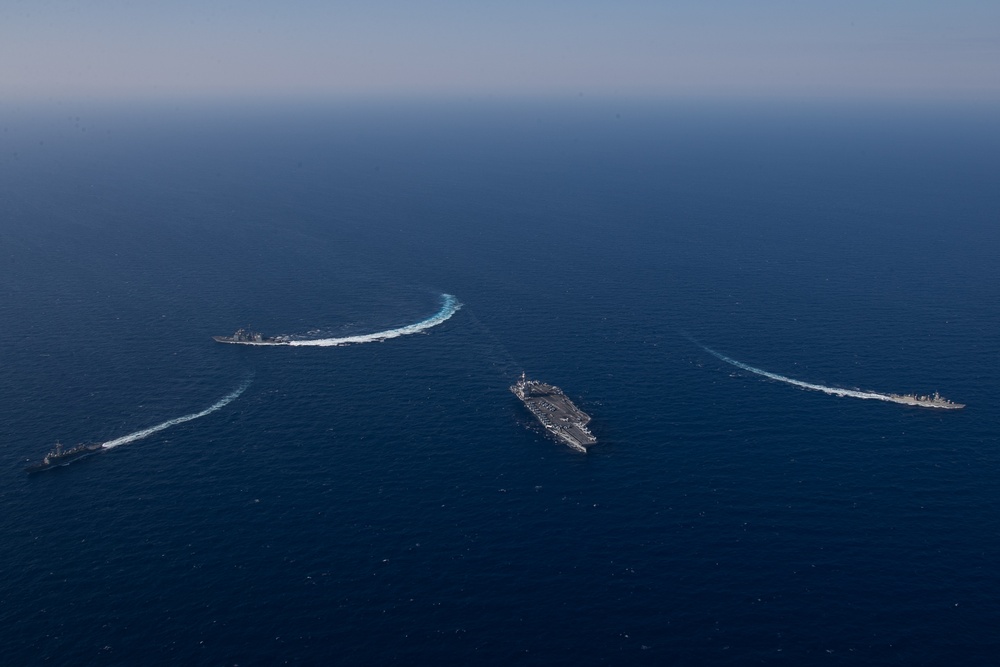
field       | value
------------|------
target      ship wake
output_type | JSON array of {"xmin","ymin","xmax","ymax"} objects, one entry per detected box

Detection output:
[
  {"xmin": 286, "ymin": 294, "xmax": 461, "ymax": 347},
  {"xmin": 101, "ymin": 377, "xmax": 252, "ymax": 450},
  {"xmin": 702, "ymin": 346, "xmax": 962, "ymax": 409},
  {"xmin": 215, "ymin": 295, "xmax": 461, "ymax": 347}
]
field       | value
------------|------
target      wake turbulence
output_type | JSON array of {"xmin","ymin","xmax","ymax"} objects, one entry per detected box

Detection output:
[
  {"xmin": 703, "ymin": 346, "xmax": 964, "ymax": 409},
  {"xmin": 213, "ymin": 294, "xmax": 461, "ymax": 347}
]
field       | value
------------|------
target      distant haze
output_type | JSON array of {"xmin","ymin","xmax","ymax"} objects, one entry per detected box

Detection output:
[{"xmin": 2, "ymin": 1, "xmax": 998, "ymax": 101}]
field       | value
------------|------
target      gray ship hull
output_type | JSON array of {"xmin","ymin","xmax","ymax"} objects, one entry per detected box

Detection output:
[
  {"xmin": 511, "ymin": 375, "xmax": 597, "ymax": 453},
  {"xmin": 213, "ymin": 329, "xmax": 289, "ymax": 345},
  {"xmin": 25, "ymin": 443, "xmax": 105, "ymax": 473}
]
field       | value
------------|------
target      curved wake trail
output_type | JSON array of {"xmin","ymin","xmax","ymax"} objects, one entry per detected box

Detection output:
[
  {"xmin": 287, "ymin": 293, "xmax": 461, "ymax": 347},
  {"xmin": 101, "ymin": 378, "xmax": 252, "ymax": 450},
  {"xmin": 701, "ymin": 346, "xmax": 962, "ymax": 408}
]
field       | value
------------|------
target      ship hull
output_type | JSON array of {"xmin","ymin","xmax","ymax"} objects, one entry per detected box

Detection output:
[
  {"xmin": 212, "ymin": 336, "xmax": 288, "ymax": 345},
  {"xmin": 25, "ymin": 444, "xmax": 105, "ymax": 473},
  {"xmin": 212, "ymin": 328, "xmax": 288, "ymax": 345},
  {"xmin": 511, "ymin": 376, "xmax": 597, "ymax": 453},
  {"xmin": 887, "ymin": 393, "xmax": 965, "ymax": 409}
]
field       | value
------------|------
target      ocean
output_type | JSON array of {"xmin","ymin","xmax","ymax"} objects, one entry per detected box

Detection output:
[{"xmin": 1, "ymin": 99, "xmax": 998, "ymax": 665}]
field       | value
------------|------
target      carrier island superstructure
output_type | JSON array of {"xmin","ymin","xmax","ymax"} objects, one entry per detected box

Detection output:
[{"xmin": 511, "ymin": 373, "xmax": 597, "ymax": 453}]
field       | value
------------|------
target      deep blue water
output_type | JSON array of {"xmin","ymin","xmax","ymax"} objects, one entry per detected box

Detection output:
[{"xmin": 1, "ymin": 99, "xmax": 999, "ymax": 665}]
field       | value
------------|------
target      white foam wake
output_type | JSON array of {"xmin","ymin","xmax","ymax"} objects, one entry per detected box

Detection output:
[
  {"xmin": 702, "ymin": 346, "xmax": 962, "ymax": 408},
  {"xmin": 101, "ymin": 378, "xmax": 251, "ymax": 450},
  {"xmin": 286, "ymin": 294, "xmax": 461, "ymax": 347},
  {"xmin": 704, "ymin": 346, "xmax": 894, "ymax": 401}
]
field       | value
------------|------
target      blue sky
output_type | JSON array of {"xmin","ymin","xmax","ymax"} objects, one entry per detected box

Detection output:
[{"xmin": 1, "ymin": 1, "xmax": 997, "ymax": 101}]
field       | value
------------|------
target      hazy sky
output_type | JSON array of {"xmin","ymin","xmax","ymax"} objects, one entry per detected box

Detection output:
[{"xmin": 2, "ymin": 0, "xmax": 998, "ymax": 101}]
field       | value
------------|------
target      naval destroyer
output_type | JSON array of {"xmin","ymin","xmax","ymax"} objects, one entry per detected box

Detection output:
[
  {"xmin": 213, "ymin": 328, "xmax": 289, "ymax": 345},
  {"xmin": 887, "ymin": 391, "xmax": 964, "ymax": 409},
  {"xmin": 25, "ymin": 442, "xmax": 105, "ymax": 473},
  {"xmin": 511, "ymin": 373, "xmax": 597, "ymax": 453}
]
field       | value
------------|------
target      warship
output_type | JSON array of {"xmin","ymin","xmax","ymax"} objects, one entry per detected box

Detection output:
[
  {"xmin": 213, "ymin": 328, "xmax": 289, "ymax": 345},
  {"xmin": 25, "ymin": 442, "xmax": 105, "ymax": 473},
  {"xmin": 511, "ymin": 373, "xmax": 597, "ymax": 453},
  {"xmin": 887, "ymin": 391, "xmax": 965, "ymax": 410}
]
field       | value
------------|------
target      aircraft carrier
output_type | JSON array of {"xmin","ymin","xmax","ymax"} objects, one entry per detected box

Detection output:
[{"xmin": 511, "ymin": 373, "xmax": 597, "ymax": 453}]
